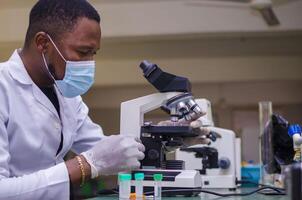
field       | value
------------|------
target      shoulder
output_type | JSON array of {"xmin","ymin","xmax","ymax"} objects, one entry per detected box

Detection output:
[
  {"xmin": 0, "ymin": 60, "xmax": 14, "ymax": 93},
  {"xmin": 0, "ymin": 61, "xmax": 11, "ymax": 122},
  {"xmin": 0, "ymin": 50, "xmax": 29, "ymax": 87},
  {"xmin": 0, "ymin": 60, "xmax": 12, "ymax": 81}
]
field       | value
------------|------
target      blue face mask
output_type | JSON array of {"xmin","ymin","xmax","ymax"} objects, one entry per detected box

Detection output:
[{"xmin": 42, "ymin": 35, "xmax": 95, "ymax": 98}]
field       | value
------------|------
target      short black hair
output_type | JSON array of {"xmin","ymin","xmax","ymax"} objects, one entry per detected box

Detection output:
[{"xmin": 24, "ymin": 0, "xmax": 101, "ymax": 47}]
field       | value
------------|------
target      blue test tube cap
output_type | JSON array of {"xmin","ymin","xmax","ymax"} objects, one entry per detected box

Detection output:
[{"xmin": 288, "ymin": 124, "xmax": 302, "ymax": 137}]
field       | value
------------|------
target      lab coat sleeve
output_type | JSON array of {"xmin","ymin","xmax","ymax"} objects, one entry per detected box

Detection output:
[
  {"xmin": 0, "ymin": 117, "xmax": 70, "ymax": 200},
  {"xmin": 71, "ymin": 97, "xmax": 104, "ymax": 154}
]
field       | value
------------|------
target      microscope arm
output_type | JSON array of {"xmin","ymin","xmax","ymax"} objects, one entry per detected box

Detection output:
[{"xmin": 120, "ymin": 92, "xmax": 182, "ymax": 137}]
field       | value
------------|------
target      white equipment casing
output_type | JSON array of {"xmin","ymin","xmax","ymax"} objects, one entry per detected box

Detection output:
[
  {"xmin": 176, "ymin": 99, "xmax": 241, "ymax": 189},
  {"xmin": 176, "ymin": 127, "xmax": 241, "ymax": 189}
]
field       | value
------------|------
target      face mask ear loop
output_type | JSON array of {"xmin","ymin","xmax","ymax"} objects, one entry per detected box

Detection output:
[
  {"xmin": 41, "ymin": 52, "xmax": 63, "ymax": 95},
  {"xmin": 42, "ymin": 52, "xmax": 56, "ymax": 82},
  {"xmin": 44, "ymin": 34, "xmax": 67, "ymax": 96},
  {"xmin": 46, "ymin": 34, "xmax": 67, "ymax": 63}
]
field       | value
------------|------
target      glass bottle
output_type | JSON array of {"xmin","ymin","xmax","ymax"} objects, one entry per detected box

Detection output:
[{"xmin": 259, "ymin": 101, "xmax": 274, "ymax": 186}]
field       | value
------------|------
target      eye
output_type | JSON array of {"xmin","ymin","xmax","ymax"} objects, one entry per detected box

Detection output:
[{"xmin": 78, "ymin": 50, "xmax": 89, "ymax": 56}]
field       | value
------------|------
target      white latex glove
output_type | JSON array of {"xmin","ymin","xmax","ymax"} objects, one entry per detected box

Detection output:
[
  {"xmin": 185, "ymin": 120, "xmax": 212, "ymax": 146},
  {"xmin": 158, "ymin": 119, "xmax": 212, "ymax": 146},
  {"xmin": 82, "ymin": 135, "xmax": 145, "ymax": 178}
]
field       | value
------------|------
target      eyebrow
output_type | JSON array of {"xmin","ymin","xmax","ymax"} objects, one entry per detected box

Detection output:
[{"xmin": 77, "ymin": 46, "xmax": 100, "ymax": 53}]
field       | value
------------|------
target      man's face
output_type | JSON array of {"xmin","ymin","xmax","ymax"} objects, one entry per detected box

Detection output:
[{"xmin": 46, "ymin": 17, "xmax": 101, "ymax": 80}]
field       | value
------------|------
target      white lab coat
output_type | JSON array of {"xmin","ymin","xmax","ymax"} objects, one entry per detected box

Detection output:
[{"xmin": 0, "ymin": 50, "xmax": 104, "ymax": 199}]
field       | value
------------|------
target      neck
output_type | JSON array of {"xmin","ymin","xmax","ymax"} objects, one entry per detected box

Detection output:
[{"xmin": 19, "ymin": 47, "xmax": 54, "ymax": 87}]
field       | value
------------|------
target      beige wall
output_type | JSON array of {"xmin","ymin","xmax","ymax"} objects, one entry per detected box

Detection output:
[{"xmin": 1, "ymin": 0, "xmax": 302, "ymax": 42}]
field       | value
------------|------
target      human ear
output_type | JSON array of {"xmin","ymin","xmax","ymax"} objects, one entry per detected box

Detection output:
[{"xmin": 34, "ymin": 32, "xmax": 49, "ymax": 54}]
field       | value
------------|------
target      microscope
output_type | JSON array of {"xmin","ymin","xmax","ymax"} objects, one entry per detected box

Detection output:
[{"xmin": 120, "ymin": 61, "xmax": 205, "ymax": 196}]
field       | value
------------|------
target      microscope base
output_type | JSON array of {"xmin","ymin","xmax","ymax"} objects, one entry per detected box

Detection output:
[
  {"xmin": 141, "ymin": 186, "xmax": 201, "ymax": 197},
  {"xmin": 130, "ymin": 169, "xmax": 202, "ymax": 196},
  {"xmin": 200, "ymin": 174, "xmax": 237, "ymax": 189}
]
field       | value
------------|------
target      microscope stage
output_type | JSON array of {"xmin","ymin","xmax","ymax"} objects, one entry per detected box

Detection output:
[{"xmin": 141, "ymin": 125, "xmax": 199, "ymax": 137}]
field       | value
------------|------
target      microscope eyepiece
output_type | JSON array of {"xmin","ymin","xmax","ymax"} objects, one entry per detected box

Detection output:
[
  {"xmin": 139, "ymin": 60, "xmax": 191, "ymax": 92},
  {"xmin": 139, "ymin": 60, "xmax": 157, "ymax": 77}
]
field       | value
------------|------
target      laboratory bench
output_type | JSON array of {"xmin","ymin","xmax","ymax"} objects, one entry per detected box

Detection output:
[
  {"xmin": 88, "ymin": 195, "xmax": 289, "ymax": 200},
  {"xmin": 86, "ymin": 188, "xmax": 290, "ymax": 200}
]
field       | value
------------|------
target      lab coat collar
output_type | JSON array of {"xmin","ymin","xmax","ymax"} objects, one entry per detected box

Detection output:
[
  {"xmin": 8, "ymin": 49, "xmax": 34, "ymax": 85},
  {"xmin": 8, "ymin": 49, "xmax": 61, "ymax": 120}
]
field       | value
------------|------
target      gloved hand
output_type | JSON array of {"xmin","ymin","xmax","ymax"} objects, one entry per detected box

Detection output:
[
  {"xmin": 82, "ymin": 135, "xmax": 145, "ymax": 178},
  {"xmin": 157, "ymin": 119, "xmax": 212, "ymax": 146}
]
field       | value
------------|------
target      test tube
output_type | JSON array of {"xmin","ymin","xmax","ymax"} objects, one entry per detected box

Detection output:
[
  {"xmin": 118, "ymin": 173, "xmax": 131, "ymax": 200},
  {"xmin": 134, "ymin": 173, "xmax": 144, "ymax": 200},
  {"xmin": 153, "ymin": 174, "xmax": 163, "ymax": 200}
]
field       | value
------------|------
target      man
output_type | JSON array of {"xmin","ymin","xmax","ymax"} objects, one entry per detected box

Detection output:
[
  {"xmin": 0, "ymin": 0, "xmax": 207, "ymax": 199},
  {"xmin": 0, "ymin": 0, "xmax": 145, "ymax": 199}
]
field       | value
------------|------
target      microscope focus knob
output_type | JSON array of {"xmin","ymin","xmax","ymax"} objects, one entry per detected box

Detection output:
[
  {"xmin": 148, "ymin": 149, "xmax": 160, "ymax": 160},
  {"xmin": 219, "ymin": 157, "xmax": 231, "ymax": 169}
]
